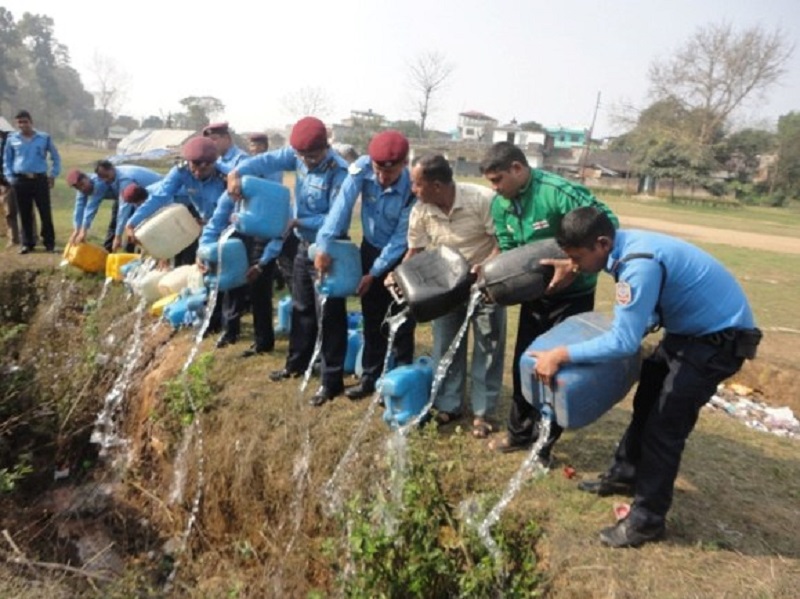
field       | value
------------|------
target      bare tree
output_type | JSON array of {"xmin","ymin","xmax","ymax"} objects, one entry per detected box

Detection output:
[
  {"xmin": 408, "ymin": 51, "xmax": 454, "ymax": 137},
  {"xmin": 281, "ymin": 86, "xmax": 333, "ymax": 121},
  {"xmin": 88, "ymin": 51, "xmax": 130, "ymax": 139},
  {"xmin": 648, "ymin": 22, "xmax": 793, "ymax": 146}
]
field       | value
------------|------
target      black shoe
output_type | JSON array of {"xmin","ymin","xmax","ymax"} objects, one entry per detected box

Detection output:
[
  {"xmin": 215, "ymin": 333, "xmax": 238, "ymax": 349},
  {"xmin": 309, "ymin": 385, "xmax": 343, "ymax": 407},
  {"xmin": 578, "ymin": 476, "xmax": 635, "ymax": 497},
  {"xmin": 599, "ymin": 517, "xmax": 665, "ymax": 548},
  {"xmin": 241, "ymin": 344, "xmax": 273, "ymax": 358},
  {"xmin": 345, "ymin": 379, "xmax": 376, "ymax": 400},
  {"xmin": 19, "ymin": 246, "xmax": 32, "ymax": 255},
  {"xmin": 269, "ymin": 368, "xmax": 302, "ymax": 382},
  {"xmin": 45, "ymin": 246, "xmax": 56, "ymax": 253}
]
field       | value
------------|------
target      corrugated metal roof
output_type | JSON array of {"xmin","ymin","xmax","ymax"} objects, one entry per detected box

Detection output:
[{"xmin": 0, "ymin": 116, "xmax": 13, "ymax": 131}]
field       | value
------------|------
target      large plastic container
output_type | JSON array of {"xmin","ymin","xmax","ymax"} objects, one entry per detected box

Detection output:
[
  {"xmin": 149, "ymin": 292, "xmax": 179, "ymax": 317},
  {"xmin": 347, "ymin": 311, "xmax": 363, "ymax": 330},
  {"xmin": 275, "ymin": 295, "xmax": 292, "ymax": 334},
  {"xmin": 519, "ymin": 311, "xmax": 641, "ymax": 429},
  {"xmin": 479, "ymin": 239, "xmax": 565, "ymax": 305},
  {"xmin": 62, "ymin": 242, "xmax": 108, "ymax": 274},
  {"xmin": 308, "ymin": 240, "xmax": 362, "ymax": 297},
  {"xmin": 344, "ymin": 329, "xmax": 364, "ymax": 374},
  {"xmin": 392, "ymin": 245, "xmax": 474, "ymax": 322},
  {"xmin": 162, "ymin": 289, "xmax": 207, "ymax": 328},
  {"xmin": 234, "ymin": 176, "xmax": 292, "ymax": 239},
  {"xmin": 134, "ymin": 203, "xmax": 202, "ymax": 260},
  {"xmin": 199, "ymin": 237, "xmax": 249, "ymax": 292},
  {"xmin": 138, "ymin": 270, "xmax": 168, "ymax": 302},
  {"xmin": 379, "ymin": 356, "xmax": 434, "ymax": 428},
  {"xmin": 105, "ymin": 253, "xmax": 139, "ymax": 281},
  {"xmin": 119, "ymin": 258, "xmax": 142, "ymax": 279},
  {"xmin": 158, "ymin": 265, "xmax": 198, "ymax": 296}
]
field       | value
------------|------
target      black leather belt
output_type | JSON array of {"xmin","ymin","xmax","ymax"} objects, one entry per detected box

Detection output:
[{"xmin": 17, "ymin": 173, "xmax": 46, "ymax": 180}]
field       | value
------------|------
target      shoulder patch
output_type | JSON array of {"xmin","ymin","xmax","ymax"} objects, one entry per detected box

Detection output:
[
  {"xmin": 615, "ymin": 281, "xmax": 632, "ymax": 305},
  {"xmin": 348, "ymin": 163, "xmax": 362, "ymax": 176}
]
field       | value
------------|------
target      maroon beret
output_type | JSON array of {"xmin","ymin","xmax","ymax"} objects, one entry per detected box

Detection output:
[
  {"xmin": 248, "ymin": 132, "xmax": 268, "ymax": 144},
  {"xmin": 182, "ymin": 137, "xmax": 219, "ymax": 162},
  {"xmin": 368, "ymin": 130, "xmax": 409, "ymax": 165},
  {"xmin": 66, "ymin": 168, "xmax": 85, "ymax": 187},
  {"xmin": 122, "ymin": 183, "xmax": 148, "ymax": 204},
  {"xmin": 289, "ymin": 117, "xmax": 328, "ymax": 152},
  {"xmin": 202, "ymin": 121, "xmax": 229, "ymax": 136}
]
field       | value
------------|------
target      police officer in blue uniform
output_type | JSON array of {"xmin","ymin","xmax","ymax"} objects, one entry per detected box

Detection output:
[
  {"xmin": 314, "ymin": 130, "xmax": 416, "ymax": 400},
  {"xmin": 202, "ymin": 122, "xmax": 249, "ymax": 175},
  {"xmin": 76, "ymin": 161, "xmax": 162, "ymax": 251},
  {"xmin": 531, "ymin": 206, "xmax": 761, "ymax": 548},
  {"xmin": 2, "ymin": 110, "xmax": 61, "ymax": 254},
  {"xmin": 227, "ymin": 117, "xmax": 349, "ymax": 406},
  {"xmin": 126, "ymin": 136, "xmax": 227, "ymax": 266},
  {"xmin": 66, "ymin": 168, "xmax": 114, "ymax": 246}
]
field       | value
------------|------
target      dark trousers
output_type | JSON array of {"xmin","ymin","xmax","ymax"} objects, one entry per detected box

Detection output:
[
  {"xmin": 359, "ymin": 240, "xmax": 415, "ymax": 384},
  {"xmin": 286, "ymin": 240, "xmax": 346, "ymax": 389},
  {"xmin": 507, "ymin": 292, "xmax": 596, "ymax": 452},
  {"xmin": 103, "ymin": 198, "xmax": 120, "ymax": 252},
  {"xmin": 221, "ymin": 236, "xmax": 275, "ymax": 351},
  {"xmin": 610, "ymin": 334, "xmax": 744, "ymax": 526},
  {"xmin": 276, "ymin": 233, "xmax": 298, "ymax": 294},
  {"xmin": 14, "ymin": 175, "xmax": 55, "ymax": 249}
]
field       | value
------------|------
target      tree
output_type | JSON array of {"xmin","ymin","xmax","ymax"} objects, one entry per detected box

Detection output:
[
  {"xmin": 649, "ymin": 22, "xmax": 793, "ymax": 148},
  {"xmin": 715, "ymin": 128, "xmax": 775, "ymax": 182},
  {"xmin": 88, "ymin": 51, "xmax": 130, "ymax": 139},
  {"xmin": 281, "ymin": 86, "xmax": 333, "ymax": 121},
  {"xmin": 142, "ymin": 115, "xmax": 164, "ymax": 128},
  {"xmin": 407, "ymin": 51, "xmax": 454, "ymax": 137},
  {"xmin": 177, "ymin": 96, "xmax": 225, "ymax": 131},
  {"xmin": 773, "ymin": 112, "xmax": 800, "ymax": 204},
  {"xmin": 0, "ymin": 8, "xmax": 21, "ymax": 107},
  {"xmin": 519, "ymin": 120, "xmax": 544, "ymax": 132}
]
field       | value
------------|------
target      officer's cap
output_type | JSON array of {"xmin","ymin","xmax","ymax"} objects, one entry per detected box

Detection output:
[
  {"xmin": 202, "ymin": 121, "xmax": 230, "ymax": 137},
  {"xmin": 368, "ymin": 130, "xmax": 409, "ymax": 167},
  {"xmin": 290, "ymin": 117, "xmax": 328, "ymax": 152},
  {"xmin": 66, "ymin": 168, "xmax": 85, "ymax": 187},
  {"xmin": 182, "ymin": 137, "xmax": 219, "ymax": 163}
]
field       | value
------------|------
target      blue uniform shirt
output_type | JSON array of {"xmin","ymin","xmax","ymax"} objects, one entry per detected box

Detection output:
[
  {"xmin": 78, "ymin": 165, "xmax": 163, "ymax": 231},
  {"xmin": 127, "ymin": 163, "xmax": 227, "ymax": 228},
  {"xmin": 568, "ymin": 229, "xmax": 756, "ymax": 362},
  {"xmin": 237, "ymin": 147, "xmax": 348, "ymax": 242},
  {"xmin": 3, "ymin": 130, "xmax": 61, "ymax": 184},
  {"xmin": 72, "ymin": 175, "xmax": 112, "ymax": 228},
  {"xmin": 316, "ymin": 155, "xmax": 414, "ymax": 277},
  {"xmin": 216, "ymin": 145, "xmax": 249, "ymax": 175}
]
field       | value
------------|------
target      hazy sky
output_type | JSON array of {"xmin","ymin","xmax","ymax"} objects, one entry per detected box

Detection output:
[{"xmin": 4, "ymin": 0, "xmax": 799, "ymax": 137}]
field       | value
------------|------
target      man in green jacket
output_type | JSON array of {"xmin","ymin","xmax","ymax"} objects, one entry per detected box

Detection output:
[{"xmin": 481, "ymin": 142, "xmax": 618, "ymax": 464}]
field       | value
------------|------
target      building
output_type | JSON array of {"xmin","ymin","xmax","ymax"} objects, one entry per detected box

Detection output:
[
  {"xmin": 457, "ymin": 111, "xmax": 498, "ymax": 141},
  {"xmin": 491, "ymin": 120, "xmax": 546, "ymax": 148},
  {"xmin": 545, "ymin": 126, "xmax": 587, "ymax": 149}
]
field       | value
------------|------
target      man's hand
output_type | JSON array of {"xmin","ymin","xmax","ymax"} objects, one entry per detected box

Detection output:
[
  {"xmin": 195, "ymin": 257, "xmax": 208, "ymax": 274},
  {"xmin": 356, "ymin": 274, "xmax": 375, "ymax": 297},
  {"xmin": 111, "ymin": 235, "xmax": 122, "ymax": 252},
  {"xmin": 48, "ymin": 176, "xmax": 55, "ymax": 189},
  {"xmin": 245, "ymin": 265, "xmax": 262, "ymax": 284},
  {"xmin": 68, "ymin": 229, "xmax": 79, "ymax": 245},
  {"xmin": 314, "ymin": 251, "xmax": 332, "ymax": 275},
  {"xmin": 75, "ymin": 228, "xmax": 87, "ymax": 244},
  {"xmin": 227, "ymin": 170, "xmax": 243, "ymax": 198},
  {"xmin": 529, "ymin": 346, "xmax": 570, "ymax": 387},
  {"xmin": 541, "ymin": 258, "xmax": 578, "ymax": 295},
  {"xmin": 124, "ymin": 224, "xmax": 138, "ymax": 245}
]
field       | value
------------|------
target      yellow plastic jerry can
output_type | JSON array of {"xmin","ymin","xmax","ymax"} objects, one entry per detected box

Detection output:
[
  {"xmin": 149, "ymin": 292, "xmax": 180, "ymax": 317},
  {"xmin": 105, "ymin": 253, "xmax": 140, "ymax": 281},
  {"xmin": 63, "ymin": 242, "xmax": 108, "ymax": 274}
]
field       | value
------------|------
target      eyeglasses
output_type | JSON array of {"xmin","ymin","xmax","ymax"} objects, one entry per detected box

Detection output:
[{"xmin": 190, "ymin": 160, "xmax": 212, "ymax": 168}]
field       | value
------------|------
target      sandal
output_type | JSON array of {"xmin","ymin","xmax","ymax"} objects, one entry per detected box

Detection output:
[
  {"xmin": 472, "ymin": 418, "xmax": 495, "ymax": 439},
  {"xmin": 488, "ymin": 435, "xmax": 531, "ymax": 454}
]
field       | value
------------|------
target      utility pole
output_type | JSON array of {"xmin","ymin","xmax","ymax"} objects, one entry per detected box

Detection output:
[{"xmin": 579, "ymin": 91, "xmax": 601, "ymax": 183}]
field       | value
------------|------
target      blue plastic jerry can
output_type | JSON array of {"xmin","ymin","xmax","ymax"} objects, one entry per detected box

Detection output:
[
  {"xmin": 275, "ymin": 295, "xmax": 292, "ymax": 334},
  {"xmin": 236, "ymin": 176, "xmax": 292, "ymax": 239},
  {"xmin": 163, "ymin": 293, "xmax": 191, "ymax": 329},
  {"xmin": 379, "ymin": 357, "xmax": 434, "ymax": 428},
  {"xmin": 308, "ymin": 240, "xmax": 362, "ymax": 297},
  {"xmin": 199, "ymin": 237, "xmax": 249, "ymax": 292},
  {"xmin": 347, "ymin": 311, "xmax": 363, "ymax": 331},
  {"xmin": 519, "ymin": 311, "xmax": 641, "ymax": 429}
]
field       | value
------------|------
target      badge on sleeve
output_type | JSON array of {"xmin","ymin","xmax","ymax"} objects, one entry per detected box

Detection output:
[
  {"xmin": 615, "ymin": 281, "xmax": 632, "ymax": 305},
  {"xmin": 348, "ymin": 163, "xmax": 362, "ymax": 175}
]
